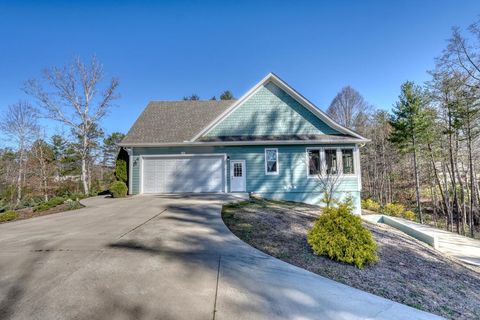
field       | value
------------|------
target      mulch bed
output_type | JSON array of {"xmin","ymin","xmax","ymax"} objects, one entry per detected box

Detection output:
[{"xmin": 222, "ymin": 198, "xmax": 480, "ymax": 320}]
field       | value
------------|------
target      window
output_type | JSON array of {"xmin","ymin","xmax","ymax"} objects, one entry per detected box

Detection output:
[
  {"xmin": 308, "ymin": 149, "xmax": 320, "ymax": 175},
  {"xmin": 306, "ymin": 148, "xmax": 356, "ymax": 177},
  {"xmin": 325, "ymin": 149, "xmax": 338, "ymax": 174},
  {"xmin": 342, "ymin": 149, "xmax": 354, "ymax": 174},
  {"xmin": 265, "ymin": 148, "xmax": 278, "ymax": 174},
  {"xmin": 233, "ymin": 162, "xmax": 243, "ymax": 177}
]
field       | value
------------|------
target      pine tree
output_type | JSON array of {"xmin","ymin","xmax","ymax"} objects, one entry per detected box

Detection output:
[
  {"xmin": 389, "ymin": 81, "xmax": 433, "ymax": 223},
  {"xmin": 219, "ymin": 90, "xmax": 234, "ymax": 100}
]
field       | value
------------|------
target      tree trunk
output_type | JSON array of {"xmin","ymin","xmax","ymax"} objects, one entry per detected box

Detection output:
[
  {"xmin": 427, "ymin": 144, "xmax": 449, "ymax": 220},
  {"xmin": 464, "ymin": 116, "xmax": 475, "ymax": 237},
  {"xmin": 39, "ymin": 144, "xmax": 49, "ymax": 202},
  {"xmin": 15, "ymin": 148, "xmax": 24, "ymax": 207},
  {"xmin": 448, "ymin": 123, "xmax": 460, "ymax": 233},
  {"xmin": 81, "ymin": 133, "xmax": 89, "ymax": 195},
  {"xmin": 412, "ymin": 135, "xmax": 423, "ymax": 223},
  {"xmin": 431, "ymin": 184, "xmax": 438, "ymax": 227},
  {"xmin": 455, "ymin": 149, "xmax": 466, "ymax": 235}
]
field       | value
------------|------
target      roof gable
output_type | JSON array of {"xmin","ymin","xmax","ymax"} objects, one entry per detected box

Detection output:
[
  {"xmin": 194, "ymin": 73, "xmax": 367, "ymax": 142},
  {"xmin": 203, "ymin": 81, "xmax": 340, "ymax": 138},
  {"xmin": 120, "ymin": 73, "xmax": 369, "ymax": 147}
]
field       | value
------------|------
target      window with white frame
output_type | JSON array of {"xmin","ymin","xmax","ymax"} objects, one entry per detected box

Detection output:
[
  {"xmin": 307, "ymin": 148, "xmax": 355, "ymax": 176},
  {"xmin": 307, "ymin": 149, "xmax": 321, "ymax": 175},
  {"xmin": 324, "ymin": 149, "xmax": 338, "ymax": 174},
  {"xmin": 265, "ymin": 148, "xmax": 278, "ymax": 174},
  {"xmin": 342, "ymin": 149, "xmax": 355, "ymax": 174}
]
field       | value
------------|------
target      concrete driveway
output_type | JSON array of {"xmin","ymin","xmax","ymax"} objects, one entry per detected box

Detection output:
[{"xmin": 0, "ymin": 195, "xmax": 441, "ymax": 320}]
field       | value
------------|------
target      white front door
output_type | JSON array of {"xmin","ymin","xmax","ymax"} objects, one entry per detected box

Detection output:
[{"xmin": 230, "ymin": 160, "xmax": 246, "ymax": 192}]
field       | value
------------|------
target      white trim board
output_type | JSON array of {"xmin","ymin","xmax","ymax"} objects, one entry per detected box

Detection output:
[
  {"xmin": 119, "ymin": 138, "xmax": 368, "ymax": 148},
  {"xmin": 191, "ymin": 72, "xmax": 368, "ymax": 142}
]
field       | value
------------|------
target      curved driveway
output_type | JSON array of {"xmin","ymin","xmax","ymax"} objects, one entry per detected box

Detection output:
[{"xmin": 0, "ymin": 195, "xmax": 441, "ymax": 320}]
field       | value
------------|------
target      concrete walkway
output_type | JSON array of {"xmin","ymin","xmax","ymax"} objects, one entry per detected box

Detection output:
[
  {"xmin": 0, "ymin": 195, "xmax": 442, "ymax": 319},
  {"xmin": 386, "ymin": 217, "xmax": 480, "ymax": 266}
]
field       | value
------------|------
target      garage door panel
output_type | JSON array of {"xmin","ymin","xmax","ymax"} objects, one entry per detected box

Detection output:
[{"xmin": 143, "ymin": 156, "xmax": 224, "ymax": 193}]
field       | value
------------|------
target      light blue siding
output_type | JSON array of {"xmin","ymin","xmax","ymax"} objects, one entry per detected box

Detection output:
[
  {"xmin": 130, "ymin": 144, "xmax": 361, "ymax": 213},
  {"xmin": 205, "ymin": 82, "xmax": 341, "ymax": 137}
]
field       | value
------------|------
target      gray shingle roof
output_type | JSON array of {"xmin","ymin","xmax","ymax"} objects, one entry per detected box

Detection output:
[{"xmin": 121, "ymin": 100, "xmax": 235, "ymax": 144}]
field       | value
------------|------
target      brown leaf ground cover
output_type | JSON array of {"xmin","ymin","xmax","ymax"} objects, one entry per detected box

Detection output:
[{"xmin": 222, "ymin": 198, "xmax": 480, "ymax": 320}]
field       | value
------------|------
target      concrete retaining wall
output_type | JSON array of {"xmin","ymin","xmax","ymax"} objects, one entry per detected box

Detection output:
[{"xmin": 362, "ymin": 214, "xmax": 438, "ymax": 249}]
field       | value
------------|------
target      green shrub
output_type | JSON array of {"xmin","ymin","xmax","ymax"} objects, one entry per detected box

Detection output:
[
  {"xmin": 115, "ymin": 159, "xmax": 128, "ymax": 183},
  {"xmin": 382, "ymin": 203, "xmax": 405, "ymax": 217},
  {"xmin": 49, "ymin": 196, "xmax": 66, "ymax": 206},
  {"xmin": 34, "ymin": 196, "xmax": 66, "ymax": 212},
  {"xmin": 361, "ymin": 198, "xmax": 381, "ymax": 212},
  {"xmin": 67, "ymin": 193, "xmax": 87, "ymax": 201},
  {"xmin": 403, "ymin": 210, "xmax": 416, "ymax": 221},
  {"xmin": 64, "ymin": 199, "xmax": 82, "ymax": 210},
  {"xmin": 0, "ymin": 210, "xmax": 18, "ymax": 222},
  {"xmin": 34, "ymin": 203, "xmax": 51, "ymax": 212},
  {"xmin": 110, "ymin": 181, "xmax": 128, "ymax": 198},
  {"xmin": 307, "ymin": 202, "xmax": 378, "ymax": 269}
]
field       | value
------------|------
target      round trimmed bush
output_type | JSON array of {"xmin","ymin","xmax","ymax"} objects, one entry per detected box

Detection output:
[
  {"xmin": 110, "ymin": 181, "xmax": 128, "ymax": 198},
  {"xmin": 307, "ymin": 203, "xmax": 378, "ymax": 269}
]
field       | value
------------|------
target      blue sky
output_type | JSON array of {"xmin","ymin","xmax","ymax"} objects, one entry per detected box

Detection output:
[{"xmin": 0, "ymin": 0, "xmax": 479, "ymax": 138}]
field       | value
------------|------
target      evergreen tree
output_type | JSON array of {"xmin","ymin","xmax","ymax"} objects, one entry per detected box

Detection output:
[
  {"xmin": 389, "ymin": 81, "xmax": 433, "ymax": 223},
  {"xmin": 183, "ymin": 94, "xmax": 200, "ymax": 101},
  {"xmin": 219, "ymin": 90, "xmax": 234, "ymax": 100},
  {"xmin": 102, "ymin": 132, "xmax": 125, "ymax": 167}
]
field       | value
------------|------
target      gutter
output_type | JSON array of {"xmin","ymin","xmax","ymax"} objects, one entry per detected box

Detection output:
[{"xmin": 118, "ymin": 139, "xmax": 371, "ymax": 148}]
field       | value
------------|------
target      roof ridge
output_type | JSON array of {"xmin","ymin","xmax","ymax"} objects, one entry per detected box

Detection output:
[{"xmin": 148, "ymin": 99, "xmax": 237, "ymax": 103}]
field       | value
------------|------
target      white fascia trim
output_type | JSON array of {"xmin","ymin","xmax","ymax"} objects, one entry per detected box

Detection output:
[
  {"xmin": 190, "ymin": 73, "xmax": 273, "ymax": 141},
  {"xmin": 190, "ymin": 72, "xmax": 369, "ymax": 141},
  {"xmin": 268, "ymin": 74, "xmax": 367, "ymax": 140},
  {"xmin": 140, "ymin": 153, "xmax": 226, "ymax": 158},
  {"xmin": 119, "ymin": 138, "xmax": 369, "ymax": 148}
]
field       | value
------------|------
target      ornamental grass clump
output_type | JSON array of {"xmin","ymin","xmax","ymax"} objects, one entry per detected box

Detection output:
[{"xmin": 307, "ymin": 202, "xmax": 378, "ymax": 269}]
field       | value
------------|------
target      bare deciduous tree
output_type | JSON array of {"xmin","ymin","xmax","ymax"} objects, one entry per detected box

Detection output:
[
  {"xmin": 307, "ymin": 150, "xmax": 343, "ymax": 208},
  {"xmin": 24, "ymin": 56, "xmax": 119, "ymax": 195},
  {"xmin": 0, "ymin": 101, "xmax": 39, "ymax": 206},
  {"xmin": 441, "ymin": 21, "xmax": 480, "ymax": 86},
  {"xmin": 327, "ymin": 86, "xmax": 370, "ymax": 131}
]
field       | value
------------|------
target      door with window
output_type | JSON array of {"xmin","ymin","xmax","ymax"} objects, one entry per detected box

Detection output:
[{"xmin": 230, "ymin": 160, "xmax": 246, "ymax": 192}]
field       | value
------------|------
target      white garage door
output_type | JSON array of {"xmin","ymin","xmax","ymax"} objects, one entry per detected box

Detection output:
[{"xmin": 142, "ymin": 155, "xmax": 225, "ymax": 193}]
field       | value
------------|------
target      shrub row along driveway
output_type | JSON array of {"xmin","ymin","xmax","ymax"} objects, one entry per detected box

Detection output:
[{"xmin": 0, "ymin": 195, "xmax": 441, "ymax": 320}]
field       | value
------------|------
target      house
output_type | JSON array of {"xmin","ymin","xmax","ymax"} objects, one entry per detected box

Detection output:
[{"xmin": 119, "ymin": 73, "xmax": 369, "ymax": 214}]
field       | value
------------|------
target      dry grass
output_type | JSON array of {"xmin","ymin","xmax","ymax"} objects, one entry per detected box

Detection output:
[{"xmin": 222, "ymin": 198, "xmax": 480, "ymax": 320}]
